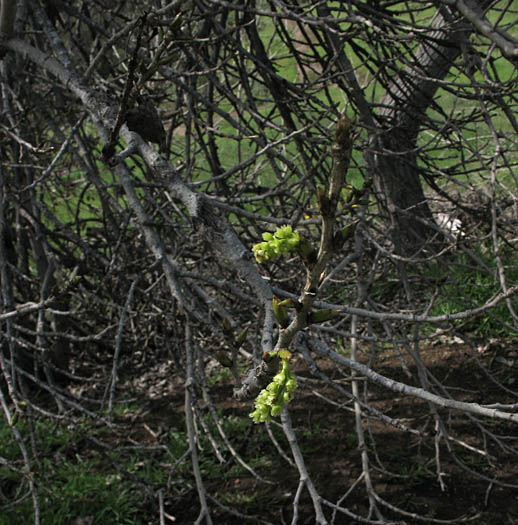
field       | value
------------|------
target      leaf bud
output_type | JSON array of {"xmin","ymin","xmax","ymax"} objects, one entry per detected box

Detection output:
[
  {"xmin": 297, "ymin": 237, "xmax": 318, "ymax": 265},
  {"xmin": 278, "ymin": 298, "xmax": 301, "ymax": 309},
  {"xmin": 235, "ymin": 326, "xmax": 248, "ymax": 348},
  {"xmin": 221, "ymin": 317, "xmax": 233, "ymax": 336},
  {"xmin": 317, "ymin": 186, "xmax": 330, "ymax": 215},
  {"xmin": 334, "ymin": 112, "xmax": 352, "ymax": 147},
  {"xmin": 334, "ymin": 220, "xmax": 359, "ymax": 249},
  {"xmin": 273, "ymin": 296, "xmax": 290, "ymax": 329},
  {"xmin": 215, "ymin": 351, "xmax": 233, "ymax": 368},
  {"xmin": 307, "ymin": 308, "xmax": 341, "ymax": 324}
]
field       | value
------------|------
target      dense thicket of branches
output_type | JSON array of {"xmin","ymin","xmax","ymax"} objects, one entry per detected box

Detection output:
[{"xmin": 1, "ymin": 1, "xmax": 518, "ymax": 523}]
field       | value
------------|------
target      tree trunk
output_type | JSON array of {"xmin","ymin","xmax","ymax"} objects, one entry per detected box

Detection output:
[{"xmin": 371, "ymin": 1, "xmax": 492, "ymax": 254}]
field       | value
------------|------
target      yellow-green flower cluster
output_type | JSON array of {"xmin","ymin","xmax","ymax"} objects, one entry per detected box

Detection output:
[
  {"xmin": 253, "ymin": 225, "xmax": 300, "ymax": 263},
  {"xmin": 249, "ymin": 350, "xmax": 298, "ymax": 423}
]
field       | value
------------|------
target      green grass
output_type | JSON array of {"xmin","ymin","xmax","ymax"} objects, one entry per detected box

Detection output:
[
  {"xmin": 0, "ymin": 408, "xmax": 273, "ymax": 523},
  {"xmin": 426, "ymin": 246, "xmax": 518, "ymax": 337},
  {"xmin": 0, "ymin": 419, "xmax": 143, "ymax": 524}
]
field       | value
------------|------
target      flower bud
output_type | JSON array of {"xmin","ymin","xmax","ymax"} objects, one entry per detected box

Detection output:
[{"xmin": 271, "ymin": 405, "xmax": 283, "ymax": 416}]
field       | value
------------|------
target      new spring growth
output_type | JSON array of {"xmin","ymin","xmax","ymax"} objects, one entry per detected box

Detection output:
[
  {"xmin": 307, "ymin": 308, "xmax": 341, "ymax": 324},
  {"xmin": 253, "ymin": 225, "xmax": 300, "ymax": 263},
  {"xmin": 249, "ymin": 349, "xmax": 298, "ymax": 423},
  {"xmin": 273, "ymin": 296, "xmax": 290, "ymax": 329}
]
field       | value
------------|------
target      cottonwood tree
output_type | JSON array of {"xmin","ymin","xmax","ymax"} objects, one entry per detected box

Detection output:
[{"xmin": 1, "ymin": 0, "xmax": 518, "ymax": 523}]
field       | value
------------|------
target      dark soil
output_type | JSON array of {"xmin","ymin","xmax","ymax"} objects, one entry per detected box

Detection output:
[{"xmin": 101, "ymin": 341, "xmax": 518, "ymax": 524}]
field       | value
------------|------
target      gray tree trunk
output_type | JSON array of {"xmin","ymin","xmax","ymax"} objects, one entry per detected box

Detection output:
[{"xmin": 371, "ymin": 2, "xmax": 491, "ymax": 254}]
